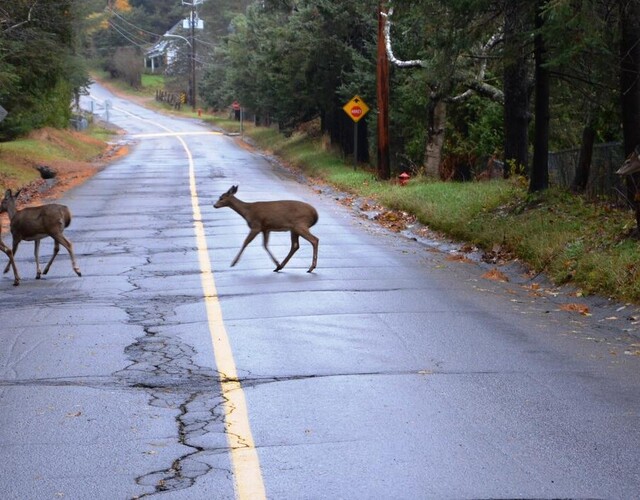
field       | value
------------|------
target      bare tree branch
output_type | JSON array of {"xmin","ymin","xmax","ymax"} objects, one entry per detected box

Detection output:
[
  {"xmin": 382, "ymin": 5, "xmax": 504, "ymax": 104},
  {"xmin": 382, "ymin": 8, "xmax": 426, "ymax": 68},
  {"xmin": 2, "ymin": 2, "xmax": 38, "ymax": 34},
  {"xmin": 450, "ymin": 31, "xmax": 504, "ymax": 104}
]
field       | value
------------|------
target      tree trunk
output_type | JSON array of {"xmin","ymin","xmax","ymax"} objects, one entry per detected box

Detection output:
[
  {"xmin": 530, "ymin": 0, "xmax": 549, "ymax": 193},
  {"xmin": 619, "ymin": 0, "xmax": 640, "ymax": 233},
  {"xmin": 424, "ymin": 97, "xmax": 447, "ymax": 177},
  {"xmin": 571, "ymin": 120, "xmax": 596, "ymax": 193},
  {"xmin": 503, "ymin": 0, "xmax": 530, "ymax": 178}
]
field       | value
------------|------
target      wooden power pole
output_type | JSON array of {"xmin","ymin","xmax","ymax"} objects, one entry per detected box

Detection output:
[
  {"xmin": 376, "ymin": 1, "xmax": 391, "ymax": 180},
  {"xmin": 182, "ymin": 0, "xmax": 201, "ymax": 111}
]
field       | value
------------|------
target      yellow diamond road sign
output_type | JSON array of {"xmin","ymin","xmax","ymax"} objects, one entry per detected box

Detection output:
[{"xmin": 343, "ymin": 95, "xmax": 369, "ymax": 123}]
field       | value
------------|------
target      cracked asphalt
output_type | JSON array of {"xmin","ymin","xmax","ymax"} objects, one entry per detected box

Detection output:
[{"xmin": 1, "ymin": 82, "xmax": 640, "ymax": 499}]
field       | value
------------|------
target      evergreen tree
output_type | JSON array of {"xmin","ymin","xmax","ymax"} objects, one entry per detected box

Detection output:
[
  {"xmin": 0, "ymin": 0, "xmax": 89, "ymax": 140},
  {"xmin": 619, "ymin": 0, "xmax": 640, "ymax": 233}
]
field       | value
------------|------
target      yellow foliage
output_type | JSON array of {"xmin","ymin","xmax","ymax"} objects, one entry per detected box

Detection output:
[{"xmin": 113, "ymin": 0, "xmax": 132, "ymax": 12}]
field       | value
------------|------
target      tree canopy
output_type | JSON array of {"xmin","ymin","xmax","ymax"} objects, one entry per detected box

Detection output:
[
  {"xmin": 0, "ymin": 0, "xmax": 89, "ymax": 139},
  {"xmin": 2, "ymin": 0, "xmax": 639, "ymax": 206},
  {"xmin": 196, "ymin": 0, "xmax": 636, "ymax": 185}
]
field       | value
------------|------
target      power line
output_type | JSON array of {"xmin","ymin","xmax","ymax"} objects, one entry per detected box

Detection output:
[
  {"xmin": 108, "ymin": 20, "xmax": 151, "ymax": 48},
  {"xmin": 105, "ymin": 7, "xmax": 164, "ymax": 41}
]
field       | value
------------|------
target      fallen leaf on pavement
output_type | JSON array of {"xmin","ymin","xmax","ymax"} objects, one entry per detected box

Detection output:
[
  {"xmin": 446, "ymin": 254, "xmax": 472, "ymax": 263},
  {"xmin": 482, "ymin": 268, "xmax": 509, "ymax": 282},
  {"xmin": 560, "ymin": 303, "xmax": 591, "ymax": 315}
]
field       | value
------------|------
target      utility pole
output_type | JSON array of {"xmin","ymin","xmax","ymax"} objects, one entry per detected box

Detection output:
[
  {"xmin": 182, "ymin": 0, "xmax": 202, "ymax": 111},
  {"xmin": 190, "ymin": 0, "xmax": 196, "ymax": 111},
  {"xmin": 376, "ymin": 1, "xmax": 391, "ymax": 180}
]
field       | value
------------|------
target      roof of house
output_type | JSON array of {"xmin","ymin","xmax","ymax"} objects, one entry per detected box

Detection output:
[{"xmin": 145, "ymin": 21, "xmax": 188, "ymax": 57}]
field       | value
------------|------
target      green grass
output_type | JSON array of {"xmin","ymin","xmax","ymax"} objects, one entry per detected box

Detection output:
[
  {"xmin": 0, "ymin": 152, "xmax": 39, "ymax": 186},
  {"xmin": 87, "ymin": 124, "xmax": 119, "ymax": 143},
  {"xmin": 154, "ymin": 109, "xmax": 640, "ymax": 303},
  {"xmin": 0, "ymin": 126, "xmax": 107, "ymax": 192},
  {"xmin": 91, "ymin": 71, "xmax": 164, "ymax": 99},
  {"xmin": 1, "ymin": 140, "xmax": 66, "ymax": 162},
  {"xmin": 141, "ymin": 73, "xmax": 164, "ymax": 94}
]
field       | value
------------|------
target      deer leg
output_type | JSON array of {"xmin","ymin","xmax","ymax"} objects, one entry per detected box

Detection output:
[
  {"xmin": 298, "ymin": 227, "xmax": 319, "ymax": 273},
  {"xmin": 42, "ymin": 238, "xmax": 60, "ymax": 276},
  {"xmin": 231, "ymin": 229, "xmax": 259, "ymax": 267},
  {"xmin": 274, "ymin": 232, "xmax": 300, "ymax": 272},
  {"xmin": 4, "ymin": 239, "xmax": 19, "ymax": 275},
  {"xmin": 261, "ymin": 231, "xmax": 281, "ymax": 268},
  {"xmin": 1, "ymin": 246, "xmax": 20, "ymax": 286},
  {"xmin": 46, "ymin": 234, "xmax": 81, "ymax": 277},
  {"xmin": 34, "ymin": 239, "xmax": 43, "ymax": 279}
]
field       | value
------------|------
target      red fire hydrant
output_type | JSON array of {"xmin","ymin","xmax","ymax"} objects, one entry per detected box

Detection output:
[{"xmin": 399, "ymin": 172, "xmax": 410, "ymax": 186}]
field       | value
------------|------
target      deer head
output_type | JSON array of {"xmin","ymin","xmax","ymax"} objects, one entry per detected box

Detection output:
[
  {"xmin": 214, "ymin": 185, "xmax": 239, "ymax": 208},
  {"xmin": 617, "ymin": 145, "xmax": 640, "ymax": 176},
  {"xmin": 0, "ymin": 189, "xmax": 21, "ymax": 217}
]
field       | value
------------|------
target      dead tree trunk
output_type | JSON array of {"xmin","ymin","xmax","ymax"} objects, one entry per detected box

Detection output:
[{"xmin": 424, "ymin": 97, "xmax": 447, "ymax": 177}]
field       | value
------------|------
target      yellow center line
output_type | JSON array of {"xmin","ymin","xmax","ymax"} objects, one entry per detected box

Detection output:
[
  {"xmin": 92, "ymin": 94, "xmax": 265, "ymax": 497},
  {"xmin": 182, "ymin": 137, "xmax": 267, "ymax": 500}
]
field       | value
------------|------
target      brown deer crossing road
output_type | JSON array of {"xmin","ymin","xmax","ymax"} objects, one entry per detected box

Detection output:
[{"xmin": 1, "ymin": 82, "xmax": 640, "ymax": 499}]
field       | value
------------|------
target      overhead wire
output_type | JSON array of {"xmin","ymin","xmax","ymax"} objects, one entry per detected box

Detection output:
[
  {"xmin": 107, "ymin": 19, "xmax": 153, "ymax": 48},
  {"xmin": 105, "ymin": 7, "xmax": 216, "ymax": 52},
  {"xmin": 105, "ymin": 5, "xmax": 216, "ymax": 70},
  {"xmin": 105, "ymin": 7, "xmax": 165, "ymax": 41}
]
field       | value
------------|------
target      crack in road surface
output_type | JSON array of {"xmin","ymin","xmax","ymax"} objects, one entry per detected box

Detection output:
[{"xmin": 114, "ymin": 253, "xmax": 234, "ymax": 498}]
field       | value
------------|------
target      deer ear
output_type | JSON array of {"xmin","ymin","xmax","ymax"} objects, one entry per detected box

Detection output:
[{"xmin": 231, "ymin": 185, "xmax": 238, "ymax": 194}]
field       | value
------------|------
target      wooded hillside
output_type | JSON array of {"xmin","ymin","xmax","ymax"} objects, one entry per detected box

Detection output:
[{"xmin": 2, "ymin": 1, "xmax": 640, "ymax": 214}]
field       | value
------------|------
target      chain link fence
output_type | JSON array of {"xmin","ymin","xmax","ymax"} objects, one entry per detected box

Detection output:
[{"xmin": 548, "ymin": 142, "xmax": 631, "ymax": 205}]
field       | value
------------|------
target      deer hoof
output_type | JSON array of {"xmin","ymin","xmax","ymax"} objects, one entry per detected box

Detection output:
[
  {"xmin": 13, "ymin": 280, "xmax": 19, "ymax": 286},
  {"xmin": 75, "ymin": 269, "xmax": 82, "ymax": 277}
]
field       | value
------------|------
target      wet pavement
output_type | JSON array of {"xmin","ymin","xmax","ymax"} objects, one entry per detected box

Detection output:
[{"xmin": 0, "ymin": 83, "xmax": 639, "ymax": 499}]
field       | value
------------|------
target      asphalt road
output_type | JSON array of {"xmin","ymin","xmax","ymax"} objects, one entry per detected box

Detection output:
[{"xmin": 1, "ymin": 83, "xmax": 640, "ymax": 499}]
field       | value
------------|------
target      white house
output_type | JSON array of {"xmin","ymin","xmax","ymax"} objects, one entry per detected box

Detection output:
[{"xmin": 144, "ymin": 21, "xmax": 188, "ymax": 73}]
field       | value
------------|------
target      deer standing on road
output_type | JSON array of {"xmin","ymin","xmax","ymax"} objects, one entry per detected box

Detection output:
[
  {"xmin": 213, "ymin": 185, "xmax": 319, "ymax": 272},
  {"xmin": 0, "ymin": 189, "xmax": 82, "ymax": 280}
]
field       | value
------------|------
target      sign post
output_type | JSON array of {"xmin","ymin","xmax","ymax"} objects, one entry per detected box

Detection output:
[
  {"xmin": 342, "ymin": 95, "xmax": 370, "ymax": 170},
  {"xmin": 104, "ymin": 99, "xmax": 112, "ymax": 122}
]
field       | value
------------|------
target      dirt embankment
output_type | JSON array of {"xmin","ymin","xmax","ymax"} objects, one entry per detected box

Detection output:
[{"xmin": 0, "ymin": 126, "xmax": 127, "ymax": 231}]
